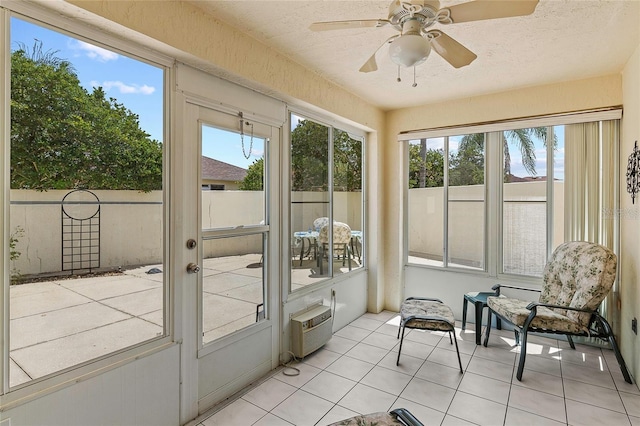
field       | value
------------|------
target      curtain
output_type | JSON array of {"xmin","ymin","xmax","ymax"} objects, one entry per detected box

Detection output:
[{"xmin": 564, "ymin": 120, "xmax": 619, "ymax": 336}]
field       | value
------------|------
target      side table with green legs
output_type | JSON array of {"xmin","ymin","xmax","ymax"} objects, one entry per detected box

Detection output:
[{"xmin": 462, "ymin": 291, "xmax": 502, "ymax": 345}]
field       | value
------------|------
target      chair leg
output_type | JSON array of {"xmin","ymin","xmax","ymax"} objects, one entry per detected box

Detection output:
[
  {"xmin": 595, "ymin": 315, "xmax": 633, "ymax": 384},
  {"xmin": 347, "ymin": 245, "xmax": 352, "ymax": 271},
  {"xmin": 452, "ymin": 330, "xmax": 463, "ymax": 373},
  {"xmin": 462, "ymin": 298, "xmax": 468, "ymax": 330},
  {"xmin": 516, "ymin": 328, "xmax": 529, "ymax": 381},
  {"xmin": 567, "ymin": 335, "xmax": 576, "ymax": 350},
  {"xmin": 448, "ymin": 330, "xmax": 453, "ymax": 345},
  {"xmin": 396, "ymin": 323, "xmax": 407, "ymax": 366},
  {"xmin": 514, "ymin": 330, "xmax": 520, "ymax": 345},
  {"xmin": 483, "ymin": 309, "xmax": 492, "ymax": 347}
]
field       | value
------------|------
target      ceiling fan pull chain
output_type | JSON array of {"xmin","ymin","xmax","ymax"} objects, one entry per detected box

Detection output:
[
  {"xmin": 239, "ymin": 112, "xmax": 254, "ymax": 160},
  {"xmin": 413, "ymin": 66, "xmax": 417, "ymax": 87},
  {"xmin": 397, "ymin": 65, "xmax": 401, "ymax": 82}
]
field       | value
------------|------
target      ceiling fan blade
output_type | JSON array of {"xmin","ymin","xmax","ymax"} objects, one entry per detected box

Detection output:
[
  {"xmin": 359, "ymin": 35, "xmax": 400, "ymax": 73},
  {"xmin": 445, "ymin": 0, "xmax": 538, "ymax": 24},
  {"xmin": 427, "ymin": 30, "xmax": 477, "ymax": 68},
  {"xmin": 310, "ymin": 19, "xmax": 390, "ymax": 31}
]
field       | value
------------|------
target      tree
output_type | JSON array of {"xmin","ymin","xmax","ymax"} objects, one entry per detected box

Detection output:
[
  {"xmin": 10, "ymin": 42, "xmax": 162, "ymax": 191},
  {"xmin": 290, "ymin": 120, "xmax": 362, "ymax": 192},
  {"xmin": 408, "ymin": 144, "xmax": 444, "ymax": 188},
  {"xmin": 449, "ymin": 139, "xmax": 485, "ymax": 186},
  {"xmin": 459, "ymin": 128, "xmax": 553, "ymax": 182},
  {"xmin": 239, "ymin": 158, "xmax": 264, "ymax": 190}
]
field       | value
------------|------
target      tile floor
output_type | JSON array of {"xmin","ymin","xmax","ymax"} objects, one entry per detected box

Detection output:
[{"xmin": 195, "ymin": 311, "xmax": 640, "ymax": 426}]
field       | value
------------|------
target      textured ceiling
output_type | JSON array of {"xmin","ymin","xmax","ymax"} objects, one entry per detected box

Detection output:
[{"xmin": 188, "ymin": 0, "xmax": 640, "ymax": 111}]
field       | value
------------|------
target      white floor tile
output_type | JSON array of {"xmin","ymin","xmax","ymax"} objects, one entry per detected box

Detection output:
[
  {"xmin": 564, "ymin": 378, "xmax": 626, "ymax": 414},
  {"xmin": 337, "ymin": 383, "xmax": 396, "ymax": 415},
  {"xmin": 325, "ymin": 355, "xmax": 375, "ymax": 382},
  {"xmin": 504, "ymin": 407, "xmax": 566, "ymax": 425},
  {"xmin": 201, "ymin": 399, "xmax": 267, "ymax": 426},
  {"xmin": 466, "ymin": 355, "xmax": 515, "ymax": 383},
  {"xmin": 349, "ymin": 316, "xmax": 384, "ymax": 331},
  {"xmin": 362, "ymin": 332, "xmax": 400, "ymax": 351},
  {"xmin": 360, "ymin": 365, "xmax": 412, "ymax": 396},
  {"xmin": 301, "ymin": 370, "xmax": 357, "ymax": 403},
  {"xmin": 565, "ymin": 398, "xmax": 631, "ymax": 426},
  {"xmin": 561, "ymin": 361, "xmax": 616, "ymax": 390},
  {"xmin": 621, "ymin": 391, "xmax": 640, "ymax": 417},
  {"xmin": 242, "ymin": 378, "xmax": 297, "ymax": 411},
  {"xmin": 508, "ymin": 385, "xmax": 567, "ymax": 423},
  {"xmin": 317, "ymin": 405, "xmax": 360, "ymax": 425},
  {"xmin": 458, "ymin": 372, "xmax": 511, "ymax": 405},
  {"xmin": 441, "ymin": 414, "xmax": 478, "ymax": 425},
  {"xmin": 447, "ymin": 391, "xmax": 507, "ymax": 426},
  {"xmin": 323, "ymin": 335, "xmax": 358, "ymax": 354},
  {"xmin": 334, "ymin": 325, "xmax": 372, "ymax": 342},
  {"xmin": 270, "ymin": 389, "xmax": 334, "ymax": 426},
  {"xmin": 399, "ymin": 377, "xmax": 456, "ymax": 412},
  {"xmin": 273, "ymin": 362, "xmax": 322, "ymax": 388},
  {"xmin": 344, "ymin": 342, "xmax": 389, "ymax": 365},
  {"xmin": 426, "ymin": 347, "xmax": 470, "ymax": 371},
  {"xmin": 377, "ymin": 351, "xmax": 424, "ymax": 376},
  {"xmin": 302, "ymin": 348, "xmax": 341, "ymax": 370},
  {"xmin": 415, "ymin": 360, "xmax": 464, "ymax": 389},
  {"xmin": 394, "ymin": 339, "xmax": 436, "ymax": 360},
  {"xmin": 391, "ymin": 398, "xmax": 446, "ymax": 425},
  {"xmin": 514, "ymin": 368, "xmax": 564, "ymax": 397},
  {"xmin": 251, "ymin": 413, "xmax": 293, "ymax": 426}
]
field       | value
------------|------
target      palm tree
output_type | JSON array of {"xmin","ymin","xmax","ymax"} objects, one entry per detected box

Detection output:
[{"xmin": 459, "ymin": 128, "xmax": 551, "ymax": 182}]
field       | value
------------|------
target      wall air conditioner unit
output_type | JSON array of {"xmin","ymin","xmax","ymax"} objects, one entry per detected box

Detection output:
[{"xmin": 291, "ymin": 304, "xmax": 332, "ymax": 358}]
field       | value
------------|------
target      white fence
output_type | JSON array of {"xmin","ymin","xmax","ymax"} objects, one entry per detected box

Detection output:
[{"xmin": 9, "ymin": 190, "xmax": 363, "ymax": 277}]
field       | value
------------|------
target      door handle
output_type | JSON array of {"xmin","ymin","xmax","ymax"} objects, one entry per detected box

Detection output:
[{"xmin": 186, "ymin": 263, "xmax": 201, "ymax": 274}]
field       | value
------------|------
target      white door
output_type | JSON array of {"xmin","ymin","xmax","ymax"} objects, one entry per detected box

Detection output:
[{"xmin": 179, "ymin": 100, "xmax": 281, "ymax": 421}]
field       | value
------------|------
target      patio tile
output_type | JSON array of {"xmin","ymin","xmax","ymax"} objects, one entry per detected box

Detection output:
[
  {"xmin": 140, "ymin": 309, "xmax": 164, "ymax": 327},
  {"xmin": 252, "ymin": 413, "xmax": 293, "ymax": 426},
  {"xmin": 100, "ymin": 287, "xmax": 164, "ymax": 317},
  {"xmin": 334, "ymin": 325, "xmax": 372, "ymax": 342},
  {"xmin": 273, "ymin": 362, "xmax": 321, "ymax": 388},
  {"xmin": 203, "ymin": 314, "xmax": 255, "ymax": 342},
  {"xmin": 621, "ymin": 391, "xmax": 640, "ymax": 417},
  {"xmin": 10, "ymin": 282, "xmax": 92, "ymax": 319},
  {"xmin": 508, "ymin": 385, "xmax": 567, "ymax": 423},
  {"xmin": 392, "ymin": 339, "xmax": 436, "ymax": 360},
  {"xmin": 203, "ymin": 271, "xmax": 260, "ymax": 294},
  {"xmin": 302, "ymin": 347, "xmax": 341, "ymax": 370},
  {"xmin": 504, "ymin": 407, "xmax": 566, "ymax": 425},
  {"xmin": 466, "ymin": 355, "xmax": 515, "ymax": 383},
  {"xmin": 415, "ymin": 361, "xmax": 464, "ymax": 389},
  {"xmin": 360, "ymin": 365, "xmax": 412, "ymax": 396},
  {"xmin": 11, "ymin": 318, "xmax": 162, "ymax": 379},
  {"xmin": 362, "ymin": 331, "xmax": 400, "ymax": 351},
  {"xmin": 378, "ymin": 351, "xmax": 424, "ymax": 376},
  {"xmin": 426, "ymin": 347, "xmax": 471, "ymax": 371},
  {"xmin": 325, "ymin": 355, "xmax": 375, "ymax": 382},
  {"xmin": 59, "ymin": 274, "xmax": 160, "ymax": 300},
  {"xmin": 218, "ymin": 282, "xmax": 264, "ymax": 304},
  {"xmin": 560, "ymin": 361, "xmax": 616, "ymax": 390},
  {"xmin": 345, "ymin": 342, "xmax": 390, "ymax": 365},
  {"xmin": 441, "ymin": 415, "xmax": 476, "ymax": 425},
  {"xmin": 301, "ymin": 370, "xmax": 357, "ymax": 403},
  {"xmin": 349, "ymin": 316, "xmax": 384, "ymax": 331},
  {"xmin": 360, "ymin": 311, "xmax": 399, "ymax": 323},
  {"xmin": 323, "ymin": 335, "xmax": 358, "ymax": 354},
  {"xmin": 201, "ymin": 293, "xmax": 256, "ymax": 332},
  {"xmin": 9, "ymin": 358, "xmax": 31, "ymax": 388},
  {"xmin": 513, "ymin": 369, "xmax": 564, "ymax": 397},
  {"xmin": 10, "ymin": 301, "xmax": 131, "ymax": 350},
  {"xmin": 564, "ymin": 378, "xmax": 626, "ymax": 413}
]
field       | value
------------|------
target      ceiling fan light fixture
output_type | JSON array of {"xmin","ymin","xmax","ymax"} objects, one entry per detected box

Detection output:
[{"xmin": 389, "ymin": 33, "xmax": 430, "ymax": 68}]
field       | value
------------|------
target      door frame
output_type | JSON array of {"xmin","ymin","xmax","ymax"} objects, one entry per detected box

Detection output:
[{"xmin": 176, "ymin": 94, "xmax": 282, "ymax": 422}]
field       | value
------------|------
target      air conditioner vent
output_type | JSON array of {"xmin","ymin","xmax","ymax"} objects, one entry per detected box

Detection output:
[{"xmin": 290, "ymin": 305, "xmax": 332, "ymax": 358}]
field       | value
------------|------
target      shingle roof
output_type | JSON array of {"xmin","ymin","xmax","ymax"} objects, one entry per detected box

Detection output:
[{"xmin": 201, "ymin": 156, "xmax": 247, "ymax": 182}]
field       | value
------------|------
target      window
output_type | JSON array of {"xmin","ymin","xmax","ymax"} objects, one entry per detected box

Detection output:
[
  {"xmin": 289, "ymin": 113, "xmax": 364, "ymax": 292},
  {"xmin": 407, "ymin": 134, "xmax": 485, "ymax": 270},
  {"xmin": 405, "ymin": 113, "xmax": 619, "ymax": 279},
  {"xmin": 9, "ymin": 17, "xmax": 166, "ymax": 387}
]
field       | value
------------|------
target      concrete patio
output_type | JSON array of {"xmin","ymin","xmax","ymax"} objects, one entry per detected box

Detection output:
[{"xmin": 8, "ymin": 252, "xmax": 361, "ymax": 388}]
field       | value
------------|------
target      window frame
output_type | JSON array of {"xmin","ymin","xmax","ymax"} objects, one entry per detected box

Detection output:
[
  {"xmin": 1, "ymin": 3, "xmax": 174, "ymax": 403},
  {"xmin": 402, "ymin": 108, "xmax": 622, "ymax": 282},
  {"xmin": 286, "ymin": 108, "xmax": 366, "ymax": 296}
]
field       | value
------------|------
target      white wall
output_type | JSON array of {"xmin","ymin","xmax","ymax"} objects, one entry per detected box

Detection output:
[{"xmin": 621, "ymin": 42, "xmax": 640, "ymax": 383}]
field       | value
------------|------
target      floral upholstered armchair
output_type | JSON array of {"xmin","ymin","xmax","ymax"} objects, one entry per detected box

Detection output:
[
  {"xmin": 484, "ymin": 241, "xmax": 633, "ymax": 383},
  {"xmin": 317, "ymin": 221, "xmax": 352, "ymax": 275}
]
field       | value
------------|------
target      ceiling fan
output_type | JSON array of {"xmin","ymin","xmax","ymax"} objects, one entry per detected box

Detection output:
[{"xmin": 310, "ymin": 0, "xmax": 539, "ymax": 86}]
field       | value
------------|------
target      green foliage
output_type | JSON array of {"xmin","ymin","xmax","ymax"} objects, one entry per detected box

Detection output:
[
  {"xmin": 9, "ymin": 226, "xmax": 24, "ymax": 284},
  {"xmin": 408, "ymin": 143, "xmax": 444, "ymax": 188},
  {"xmin": 239, "ymin": 157, "xmax": 264, "ymax": 190},
  {"xmin": 450, "ymin": 134, "xmax": 485, "ymax": 186},
  {"xmin": 290, "ymin": 120, "xmax": 362, "ymax": 192},
  {"xmin": 10, "ymin": 41, "xmax": 162, "ymax": 191}
]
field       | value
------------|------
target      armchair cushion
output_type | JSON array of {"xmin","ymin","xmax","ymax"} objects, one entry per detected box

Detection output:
[
  {"xmin": 487, "ymin": 296, "xmax": 586, "ymax": 334},
  {"xmin": 540, "ymin": 241, "xmax": 616, "ymax": 327}
]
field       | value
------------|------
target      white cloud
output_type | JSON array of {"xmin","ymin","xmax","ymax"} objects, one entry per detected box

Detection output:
[
  {"xmin": 92, "ymin": 80, "xmax": 156, "ymax": 95},
  {"xmin": 69, "ymin": 40, "xmax": 118, "ymax": 62}
]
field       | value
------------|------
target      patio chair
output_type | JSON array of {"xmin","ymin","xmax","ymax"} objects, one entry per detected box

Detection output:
[
  {"xmin": 484, "ymin": 241, "xmax": 633, "ymax": 383},
  {"xmin": 317, "ymin": 221, "xmax": 352, "ymax": 275},
  {"xmin": 328, "ymin": 408, "xmax": 423, "ymax": 426},
  {"xmin": 312, "ymin": 216, "xmax": 329, "ymax": 231}
]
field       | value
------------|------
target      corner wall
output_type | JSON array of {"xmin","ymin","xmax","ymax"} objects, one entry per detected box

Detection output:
[
  {"xmin": 621, "ymin": 43, "xmax": 640, "ymax": 382},
  {"xmin": 383, "ymin": 74, "xmax": 623, "ymax": 312}
]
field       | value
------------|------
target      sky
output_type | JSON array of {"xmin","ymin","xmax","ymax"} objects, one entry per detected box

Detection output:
[{"xmin": 11, "ymin": 17, "xmax": 258, "ymax": 170}]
